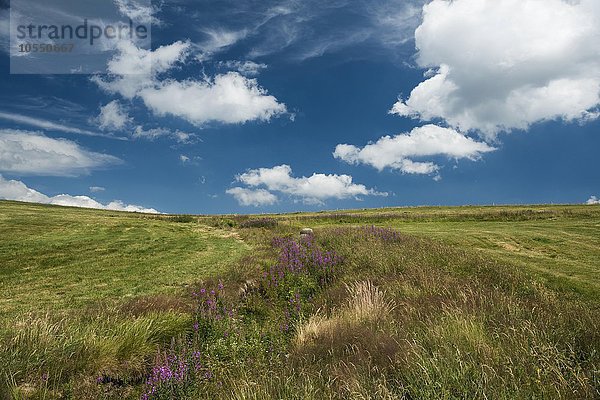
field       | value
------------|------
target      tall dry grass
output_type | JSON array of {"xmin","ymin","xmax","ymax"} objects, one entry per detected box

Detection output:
[
  {"xmin": 295, "ymin": 281, "xmax": 395, "ymax": 348},
  {"xmin": 285, "ymin": 227, "xmax": 600, "ymax": 399}
]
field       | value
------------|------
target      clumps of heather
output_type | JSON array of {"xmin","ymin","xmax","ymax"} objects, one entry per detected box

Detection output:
[
  {"xmin": 140, "ymin": 234, "xmax": 342, "ymax": 399},
  {"xmin": 261, "ymin": 236, "xmax": 343, "ymax": 334},
  {"xmin": 141, "ymin": 281, "xmax": 235, "ymax": 399},
  {"xmin": 239, "ymin": 218, "xmax": 278, "ymax": 229},
  {"xmin": 140, "ymin": 345, "xmax": 207, "ymax": 400},
  {"xmin": 328, "ymin": 225, "xmax": 404, "ymax": 243},
  {"xmin": 358, "ymin": 225, "xmax": 405, "ymax": 242},
  {"xmin": 192, "ymin": 281, "xmax": 234, "ymax": 323},
  {"xmin": 262, "ymin": 236, "xmax": 343, "ymax": 334},
  {"xmin": 264, "ymin": 236, "xmax": 342, "ymax": 289},
  {"xmin": 322, "ymin": 225, "xmax": 406, "ymax": 251}
]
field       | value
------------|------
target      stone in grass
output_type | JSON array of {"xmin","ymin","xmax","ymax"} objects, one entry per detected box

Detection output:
[
  {"xmin": 300, "ymin": 228, "xmax": 314, "ymax": 236},
  {"xmin": 238, "ymin": 279, "xmax": 261, "ymax": 298}
]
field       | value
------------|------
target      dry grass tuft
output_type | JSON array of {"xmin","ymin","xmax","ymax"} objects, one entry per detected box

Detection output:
[
  {"xmin": 294, "ymin": 281, "xmax": 398, "ymax": 367},
  {"xmin": 343, "ymin": 281, "xmax": 396, "ymax": 323}
]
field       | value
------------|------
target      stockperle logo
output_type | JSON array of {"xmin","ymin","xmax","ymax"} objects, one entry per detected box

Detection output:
[{"xmin": 9, "ymin": 0, "xmax": 152, "ymax": 74}]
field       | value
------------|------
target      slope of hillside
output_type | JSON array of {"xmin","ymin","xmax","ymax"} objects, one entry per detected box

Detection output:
[
  {"xmin": 1, "ymin": 201, "xmax": 599, "ymax": 399},
  {"xmin": 0, "ymin": 201, "xmax": 249, "ymax": 329}
]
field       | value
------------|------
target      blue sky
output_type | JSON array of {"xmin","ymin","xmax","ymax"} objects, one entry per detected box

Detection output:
[{"xmin": 0, "ymin": 0, "xmax": 599, "ymax": 214}]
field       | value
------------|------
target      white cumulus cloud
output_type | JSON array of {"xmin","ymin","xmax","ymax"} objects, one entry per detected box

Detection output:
[
  {"xmin": 92, "ymin": 40, "xmax": 191, "ymax": 99},
  {"xmin": 226, "ymin": 187, "xmax": 278, "ymax": 207},
  {"xmin": 0, "ymin": 175, "xmax": 159, "ymax": 213},
  {"xmin": 96, "ymin": 100, "xmax": 131, "ymax": 131},
  {"xmin": 392, "ymin": 0, "xmax": 600, "ymax": 138},
  {"xmin": 229, "ymin": 164, "xmax": 385, "ymax": 206},
  {"xmin": 333, "ymin": 124, "xmax": 495, "ymax": 175},
  {"xmin": 0, "ymin": 129, "xmax": 121, "ymax": 176},
  {"xmin": 139, "ymin": 72, "xmax": 286, "ymax": 126},
  {"xmin": 93, "ymin": 40, "xmax": 287, "ymax": 127},
  {"xmin": 586, "ymin": 196, "xmax": 600, "ymax": 205}
]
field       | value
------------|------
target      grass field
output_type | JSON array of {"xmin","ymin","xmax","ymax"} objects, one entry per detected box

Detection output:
[
  {"xmin": 394, "ymin": 218, "xmax": 600, "ymax": 300},
  {"xmin": 0, "ymin": 201, "xmax": 249, "ymax": 328},
  {"xmin": 1, "ymin": 201, "xmax": 599, "ymax": 399},
  {"xmin": 286, "ymin": 205, "xmax": 600, "ymax": 301}
]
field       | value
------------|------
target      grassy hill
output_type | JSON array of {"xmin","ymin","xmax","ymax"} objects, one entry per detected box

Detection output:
[
  {"xmin": 0, "ymin": 201, "xmax": 249, "ymax": 330},
  {"xmin": 1, "ymin": 201, "xmax": 599, "ymax": 399}
]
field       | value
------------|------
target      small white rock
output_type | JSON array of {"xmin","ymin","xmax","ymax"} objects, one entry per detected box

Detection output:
[{"xmin": 300, "ymin": 228, "xmax": 314, "ymax": 235}]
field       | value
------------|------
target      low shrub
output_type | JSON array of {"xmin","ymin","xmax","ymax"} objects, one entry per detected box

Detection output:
[{"xmin": 239, "ymin": 218, "xmax": 278, "ymax": 229}]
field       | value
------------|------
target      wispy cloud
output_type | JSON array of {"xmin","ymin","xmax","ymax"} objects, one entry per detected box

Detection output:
[
  {"xmin": 179, "ymin": 154, "xmax": 201, "ymax": 165},
  {"xmin": 0, "ymin": 129, "xmax": 122, "ymax": 176},
  {"xmin": 0, "ymin": 6, "xmax": 9, "ymax": 53},
  {"xmin": 195, "ymin": 28, "xmax": 250, "ymax": 61},
  {"xmin": 185, "ymin": 0, "xmax": 424, "ymax": 62},
  {"xmin": 113, "ymin": 0, "xmax": 162, "ymax": 25},
  {"xmin": 216, "ymin": 60, "xmax": 267, "ymax": 76},
  {"xmin": 132, "ymin": 126, "xmax": 195, "ymax": 143},
  {"xmin": 4, "ymin": 95, "xmax": 88, "ymax": 115},
  {"xmin": 0, "ymin": 111, "xmax": 122, "ymax": 139}
]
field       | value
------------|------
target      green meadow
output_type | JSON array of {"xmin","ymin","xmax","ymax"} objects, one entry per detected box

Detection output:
[
  {"xmin": 0, "ymin": 201, "xmax": 249, "ymax": 330},
  {"xmin": 1, "ymin": 201, "xmax": 599, "ymax": 399},
  {"xmin": 287, "ymin": 205, "xmax": 600, "ymax": 300}
]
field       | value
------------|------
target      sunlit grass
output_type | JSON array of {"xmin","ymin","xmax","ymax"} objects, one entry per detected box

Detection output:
[
  {"xmin": 1, "ymin": 200, "xmax": 599, "ymax": 399},
  {"xmin": 0, "ymin": 201, "xmax": 249, "ymax": 329}
]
